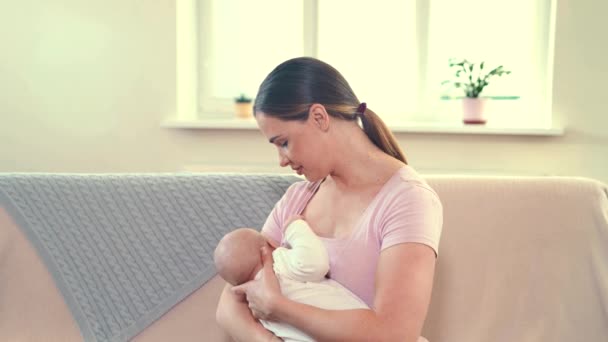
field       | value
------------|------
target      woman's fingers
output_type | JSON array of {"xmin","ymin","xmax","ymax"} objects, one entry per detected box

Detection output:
[
  {"xmin": 250, "ymin": 309, "xmax": 262, "ymax": 319},
  {"xmin": 261, "ymin": 246, "xmax": 274, "ymax": 273},
  {"xmin": 231, "ymin": 283, "xmax": 248, "ymax": 296}
]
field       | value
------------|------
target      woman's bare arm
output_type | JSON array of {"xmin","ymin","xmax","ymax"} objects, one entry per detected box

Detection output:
[{"xmin": 216, "ymin": 284, "xmax": 281, "ymax": 342}]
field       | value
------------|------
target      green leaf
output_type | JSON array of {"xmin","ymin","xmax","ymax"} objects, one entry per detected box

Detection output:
[{"xmin": 443, "ymin": 58, "xmax": 510, "ymax": 97}]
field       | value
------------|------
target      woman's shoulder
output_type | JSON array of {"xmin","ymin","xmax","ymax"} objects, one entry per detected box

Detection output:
[
  {"xmin": 375, "ymin": 166, "xmax": 443, "ymax": 256},
  {"xmin": 396, "ymin": 165, "xmax": 437, "ymax": 191},
  {"xmin": 382, "ymin": 165, "xmax": 441, "ymax": 205}
]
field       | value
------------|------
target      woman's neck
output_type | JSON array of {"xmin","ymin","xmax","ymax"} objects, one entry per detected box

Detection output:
[{"xmin": 326, "ymin": 124, "xmax": 403, "ymax": 191}]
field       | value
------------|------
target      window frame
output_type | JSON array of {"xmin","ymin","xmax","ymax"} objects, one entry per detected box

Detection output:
[{"xmin": 182, "ymin": 0, "xmax": 557, "ymax": 129}]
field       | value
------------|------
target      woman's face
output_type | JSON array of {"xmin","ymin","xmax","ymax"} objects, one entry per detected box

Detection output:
[{"xmin": 255, "ymin": 111, "xmax": 329, "ymax": 182}]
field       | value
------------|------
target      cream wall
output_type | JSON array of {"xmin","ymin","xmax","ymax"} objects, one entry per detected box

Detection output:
[{"xmin": 0, "ymin": 0, "xmax": 606, "ymax": 183}]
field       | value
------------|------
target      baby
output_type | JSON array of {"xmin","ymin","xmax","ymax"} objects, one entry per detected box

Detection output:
[{"xmin": 214, "ymin": 218, "xmax": 368, "ymax": 342}]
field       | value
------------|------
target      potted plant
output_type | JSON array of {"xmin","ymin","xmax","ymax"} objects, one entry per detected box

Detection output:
[
  {"xmin": 442, "ymin": 59, "xmax": 511, "ymax": 124},
  {"xmin": 234, "ymin": 93, "xmax": 253, "ymax": 119}
]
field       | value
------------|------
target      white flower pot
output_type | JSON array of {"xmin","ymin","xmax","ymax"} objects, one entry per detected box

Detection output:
[{"xmin": 462, "ymin": 97, "xmax": 487, "ymax": 124}]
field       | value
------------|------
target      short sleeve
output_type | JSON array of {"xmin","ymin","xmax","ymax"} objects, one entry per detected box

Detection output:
[
  {"xmin": 261, "ymin": 181, "xmax": 308, "ymax": 247},
  {"xmin": 380, "ymin": 184, "xmax": 443, "ymax": 256}
]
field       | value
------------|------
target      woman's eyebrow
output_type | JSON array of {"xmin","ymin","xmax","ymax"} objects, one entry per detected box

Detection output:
[{"xmin": 269, "ymin": 135, "xmax": 282, "ymax": 144}]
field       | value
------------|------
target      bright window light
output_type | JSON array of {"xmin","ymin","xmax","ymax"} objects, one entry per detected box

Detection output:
[
  {"xmin": 317, "ymin": 0, "xmax": 418, "ymax": 122},
  {"xmin": 193, "ymin": 0, "xmax": 555, "ymax": 128}
]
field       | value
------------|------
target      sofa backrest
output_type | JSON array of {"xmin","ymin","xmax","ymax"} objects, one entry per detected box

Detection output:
[
  {"xmin": 2, "ymin": 174, "xmax": 607, "ymax": 342},
  {"xmin": 423, "ymin": 176, "xmax": 608, "ymax": 342}
]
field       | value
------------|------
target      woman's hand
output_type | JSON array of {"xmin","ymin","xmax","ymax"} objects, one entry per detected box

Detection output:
[
  {"xmin": 216, "ymin": 282, "xmax": 286, "ymax": 342},
  {"xmin": 232, "ymin": 246, "xmax": 284, "ymax": 321}
]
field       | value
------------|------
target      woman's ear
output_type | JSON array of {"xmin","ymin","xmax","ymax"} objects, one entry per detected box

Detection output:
[{"xmin": 308, "ymin": 104, "xmax": 330, "ymax": 132}]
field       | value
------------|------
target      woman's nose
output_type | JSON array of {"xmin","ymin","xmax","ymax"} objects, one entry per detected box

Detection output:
[{"xmin": 279, "ymin": 152, "xmax": 290, "ymax": 167}]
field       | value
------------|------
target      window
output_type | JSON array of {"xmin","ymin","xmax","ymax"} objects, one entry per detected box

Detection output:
[
  {"xmin": 188, "ymin": 0, "xmax": 556, "ymax": 128},
  {"xmin": 197, "ymin": 0, "xmax": 304, "ymax": 115},
  {"xmin": 425, "ymin": 0, "xmax": 555, "ymax": 128}
]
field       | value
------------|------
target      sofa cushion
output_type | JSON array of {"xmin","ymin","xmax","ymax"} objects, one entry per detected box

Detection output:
[{"xmin": 423, "ymin": 176, "xmax": 608, "ymax": 342}]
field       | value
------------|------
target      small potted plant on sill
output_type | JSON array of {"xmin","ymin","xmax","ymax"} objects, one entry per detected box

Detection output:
[
  {"xmin": 234, "ymin": 93, "xmax": 253, "ymax": 119},
  {"xmin": 442, "ymin": 58, "xmax": 511, "ymax": 124}
]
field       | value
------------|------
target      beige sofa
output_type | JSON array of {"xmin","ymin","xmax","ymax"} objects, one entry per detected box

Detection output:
[{"xmin": 1, "ymin": 174, "xmax": 607, "ymax": 341}]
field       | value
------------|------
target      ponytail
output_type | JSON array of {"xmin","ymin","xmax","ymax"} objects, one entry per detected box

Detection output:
[{"xmin": 359, "ymin": 106, "xmax": 408, "ymax": 164}]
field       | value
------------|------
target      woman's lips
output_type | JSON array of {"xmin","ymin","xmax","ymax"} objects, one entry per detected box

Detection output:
[{"xmin": 296, "ymin": 166, "xmax": 303, "ymax": 175}]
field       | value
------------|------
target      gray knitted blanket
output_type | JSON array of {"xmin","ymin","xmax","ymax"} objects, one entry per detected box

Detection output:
[{"xmin": 0, "ymin": 173, "xmax": 299, "ymax": 342}]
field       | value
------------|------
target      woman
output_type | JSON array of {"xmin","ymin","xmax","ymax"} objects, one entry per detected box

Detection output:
[{"xmin": 216, "ymin": 57, "xmax": 443, "ymax": 342}]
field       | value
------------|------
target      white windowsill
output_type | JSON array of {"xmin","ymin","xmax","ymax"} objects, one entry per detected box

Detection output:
[{"xmin": 161, "ymin": 117, "xmax": 564, "ymax": 136}]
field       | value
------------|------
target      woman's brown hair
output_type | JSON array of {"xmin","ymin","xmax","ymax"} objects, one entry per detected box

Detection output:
[{"xmin": 253, "ymin": 57, "xmax": 407, "ymax": 164}]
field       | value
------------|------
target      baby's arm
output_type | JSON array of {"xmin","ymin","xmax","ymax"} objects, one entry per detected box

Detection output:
[{"xmin": 274, "ymin": 219, "xmax": 329, "ymax": 282}]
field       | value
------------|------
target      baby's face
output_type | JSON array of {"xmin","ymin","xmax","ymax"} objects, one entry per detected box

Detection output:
[
  {"xmin": 214, "ymin": 229, "xmax": 274, "ymax": 285},
  {"xmin": 221, "ymin": 252, "xmax": 262, "ymax": 285},
  {"xmin": 249, "ymin": 241, "xmax": 276, "ymax": 279}
]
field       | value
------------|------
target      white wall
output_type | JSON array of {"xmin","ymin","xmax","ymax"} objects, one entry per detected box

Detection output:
[{"xmin": 0, "ymin": 0, "xmax": 606, "ymax": 183}]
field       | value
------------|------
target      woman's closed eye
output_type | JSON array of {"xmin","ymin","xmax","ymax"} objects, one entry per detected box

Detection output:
[{"xmin": 280, "ymin": 141, "xmax": 288, "ymax": 148}]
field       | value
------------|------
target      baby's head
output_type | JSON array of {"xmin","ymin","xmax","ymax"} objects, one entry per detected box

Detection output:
[{"xmin": 214, "ymin": 228, "xmax": 268, "ymax": 286}]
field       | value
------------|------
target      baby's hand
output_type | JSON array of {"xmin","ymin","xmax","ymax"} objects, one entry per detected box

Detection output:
[{"xmin": 284, "ymin": 215, "xmax": 304, "ymax": 229}]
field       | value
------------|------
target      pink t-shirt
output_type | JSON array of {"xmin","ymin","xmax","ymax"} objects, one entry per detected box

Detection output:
[{"xmin": 261, "ymin": 165, "xmax": 443, "ymax": 307}]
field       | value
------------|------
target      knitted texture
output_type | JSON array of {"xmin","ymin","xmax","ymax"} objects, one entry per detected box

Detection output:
[{"xmin": 0, "ymin": 173, "xmax": 299, "ymax": 342}]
